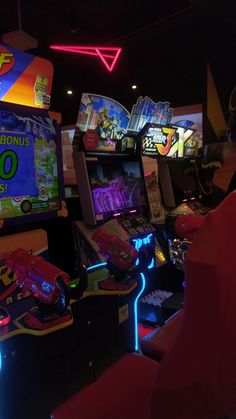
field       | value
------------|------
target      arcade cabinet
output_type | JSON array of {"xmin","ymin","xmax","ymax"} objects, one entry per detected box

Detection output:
[
  {"xmin": 0, "ymin": 44, "xmax": 88, "ymax": 419},
  {"xmin": 72, "ymin": 129, "xmax": 159, "ymax": 346},
  {"xmin": 0, "ymin": 103, "xmax": 80, "ymax": 419},
  {"xmin": 137, "ymin": 121, "xmax": 200, "ymax": 319},
  {"xmin": 72, "ymin": 94, "xmax": 176, "ymax": 335}
]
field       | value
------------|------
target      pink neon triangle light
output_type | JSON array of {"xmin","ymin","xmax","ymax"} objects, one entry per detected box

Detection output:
[
  {"xmin": 95, "ymin": 48, "xmax": 121, "ymax": 72},
  {"xmin": 50, "ymin": 45, "xmax": 122, "ymax": 72}
]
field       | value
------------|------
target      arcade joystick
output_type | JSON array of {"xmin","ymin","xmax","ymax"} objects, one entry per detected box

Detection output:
[
  {"xmin": 91, "ymin": 228, "xmax": 139, "ymax": 290},
  {"xmin": 92, "ymin": 229, "xmax": 138, "ymax": 272}
]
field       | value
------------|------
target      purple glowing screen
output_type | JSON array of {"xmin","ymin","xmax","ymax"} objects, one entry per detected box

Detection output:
[{"xmin": 87, "ymin": 160, "xmax": 146, "ymax": 216}]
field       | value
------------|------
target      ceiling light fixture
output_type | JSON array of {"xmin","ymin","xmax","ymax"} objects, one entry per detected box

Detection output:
[{"xmin": 67, "ymin": 90, "xmax": 73, "ymax": 95}]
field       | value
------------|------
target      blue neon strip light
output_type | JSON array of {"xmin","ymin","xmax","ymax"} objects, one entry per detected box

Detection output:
[
  {"xmin": 87, "ymin": 262, "xmax": 107, "ymax": 271},
  {"xmin": 134, "ymin": 272, "xmax": 146, "ymax": 351},
  {"xmin": 148, "ymin": 257, "xmax": 155, "ymax": 270},
  {"xmin": 132, "ymin": 234, "xmax": 153, "ymax": 252},
  {"xmin": 0, "ymin": 350, "xmax": 2, "ymax": 372},
  {"xmin": 132, "ymin": 234, "xmax": 154, "ymax": 269}
]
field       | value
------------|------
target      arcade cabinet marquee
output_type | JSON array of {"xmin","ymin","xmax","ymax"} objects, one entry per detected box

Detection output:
[
  {"xmin": 140, "ymin": 123, "xmax": 196, "ymax": 158},
  {"xmin": 0, "ymin": 43, "xmax": 53, "ymax": 109}
]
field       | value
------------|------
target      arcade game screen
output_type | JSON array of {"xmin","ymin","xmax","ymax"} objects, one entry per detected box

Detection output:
[
  {"xmin": 87, "ymin": 159, "xmax": 147, "ymax": 218},
  {"xmin": 0, "ymin": 109, "xmax": 61, "ymax": 219},
  {"xmin": 167, "ymin": 159, "xmax": 199, "ymax": 204}
]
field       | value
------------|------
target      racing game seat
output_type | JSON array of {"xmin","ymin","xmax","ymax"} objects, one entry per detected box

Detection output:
[{"xmin": 140, "ymin": 309, "xmax": 183, "ymax": 361}]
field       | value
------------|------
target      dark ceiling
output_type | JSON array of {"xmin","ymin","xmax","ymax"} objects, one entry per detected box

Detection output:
[{"xmin": 1, "ymin": 0, "xmax": 236, "ymax": 125}]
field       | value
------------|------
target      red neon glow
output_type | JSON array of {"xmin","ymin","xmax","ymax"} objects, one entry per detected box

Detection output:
[
  {"xmin": 138, "ymin": 323, "xmax": 156, "ymax": 339},
  {"xmin": 50, "ymin": 45, "xmax": 122, "ymax": 72},
  {"xmin": 0, "ymin": 316, "xmax": 10, "ymax": 327}
]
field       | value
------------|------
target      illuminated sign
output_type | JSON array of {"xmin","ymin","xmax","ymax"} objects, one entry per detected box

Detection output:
[
  {"xmin": 141, "ymin": 123, "xmax": 195, "ymax": 158},
  {"xmin": 50, "ymin": 45, "xmax": 122, "ymax": 72},
  {"xmin": 0, "ymin": 45, "xmax": 15, "ymax": 76},
  {"xmin": 76, "ymin": 93, "xmax": 130, "ymax": 151},
  {"xmin": 0, "ymin": 131, "xmax": 37, "ymax": 197},
  {"xmin": 0, "ymin": 109, "xmax": 61, "ymax": 220},
  {"xmin": 0, "ymin": 43, "xmax": 53, "ymax": 109},
  {"xmin": 128, "ymin": 97, "xmax": 173, "ymax": 132}
]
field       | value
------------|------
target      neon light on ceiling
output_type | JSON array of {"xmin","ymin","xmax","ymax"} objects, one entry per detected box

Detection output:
[
  {"xmin": 134, "ymin": 272, "xmax": 146, "ymax": 351},
  {"xmin": 50, "ymin": 45, "xmax": 122, "ymax": 72}
]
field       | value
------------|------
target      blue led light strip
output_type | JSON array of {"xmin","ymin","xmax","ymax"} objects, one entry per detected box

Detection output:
[
  {"xmin": 132, "ymin": 234, "xmax": 154, "ymax": 270},
  {"xmin": 148, "ymin": 257, "xmax": 155, "ymax": 270},
  {"xmin": 0, "ymin": 350, "xmax": 2, "ymax": 372},
  {"xmin": 134, "ymin": 272, "xmax": 146, "ymax": 351},
  {"xmin": 132, "ymin": 234, "xmax": 153, "ymax": 252},
  {"xmin": 87, "ymin": 262, "xmax": 107, "ymax": 271}
]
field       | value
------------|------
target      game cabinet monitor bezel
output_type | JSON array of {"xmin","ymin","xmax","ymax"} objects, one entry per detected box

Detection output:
[
  {"xmin": 0, "ymin": 102, "xmax": 65, "ymax": 228},
  {"xmin": 73, "ymin": 151, "xmax": 150, "ymax": 226}
]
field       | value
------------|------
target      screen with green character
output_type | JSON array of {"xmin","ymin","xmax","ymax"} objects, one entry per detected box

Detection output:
[{"xmin": 0, "ymin": 107, "xmax": 62, "ymax": 221}]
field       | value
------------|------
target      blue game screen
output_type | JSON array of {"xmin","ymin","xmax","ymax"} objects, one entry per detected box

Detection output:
[{"xmin": 0, "ymin": 109, "xmax": 61, "ymax": 219}]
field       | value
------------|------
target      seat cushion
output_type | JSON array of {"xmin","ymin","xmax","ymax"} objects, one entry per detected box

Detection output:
[
  {"xmin": 52, "ymin": 353, "xmax": 158, "ymax": 419},
  {"xmin": 140, "ymin": 310, "xmax": 183, "ymax": 361}
]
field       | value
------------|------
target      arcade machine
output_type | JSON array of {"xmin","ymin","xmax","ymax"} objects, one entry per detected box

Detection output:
[
  {"xmin": 0, "ymin": 44, "xmax": 89, "ymax": 419},
  {"xmin": 120, "ymin": 97, "xmax": 203, "ymax": 318},
  {"xmin": 126, "ymin": 98, "xmax": 197, "ymax": 324},
  {"xmin": 72, "ymin": 94, "xmax": 175, "ymax": 332},
  {"xmin": 72, "ymin": 95, "xmax": 156, "ymax": 268},
  {"xmin": 136, "ymin": 107, "xmax": 210, "ymax": 317}
]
